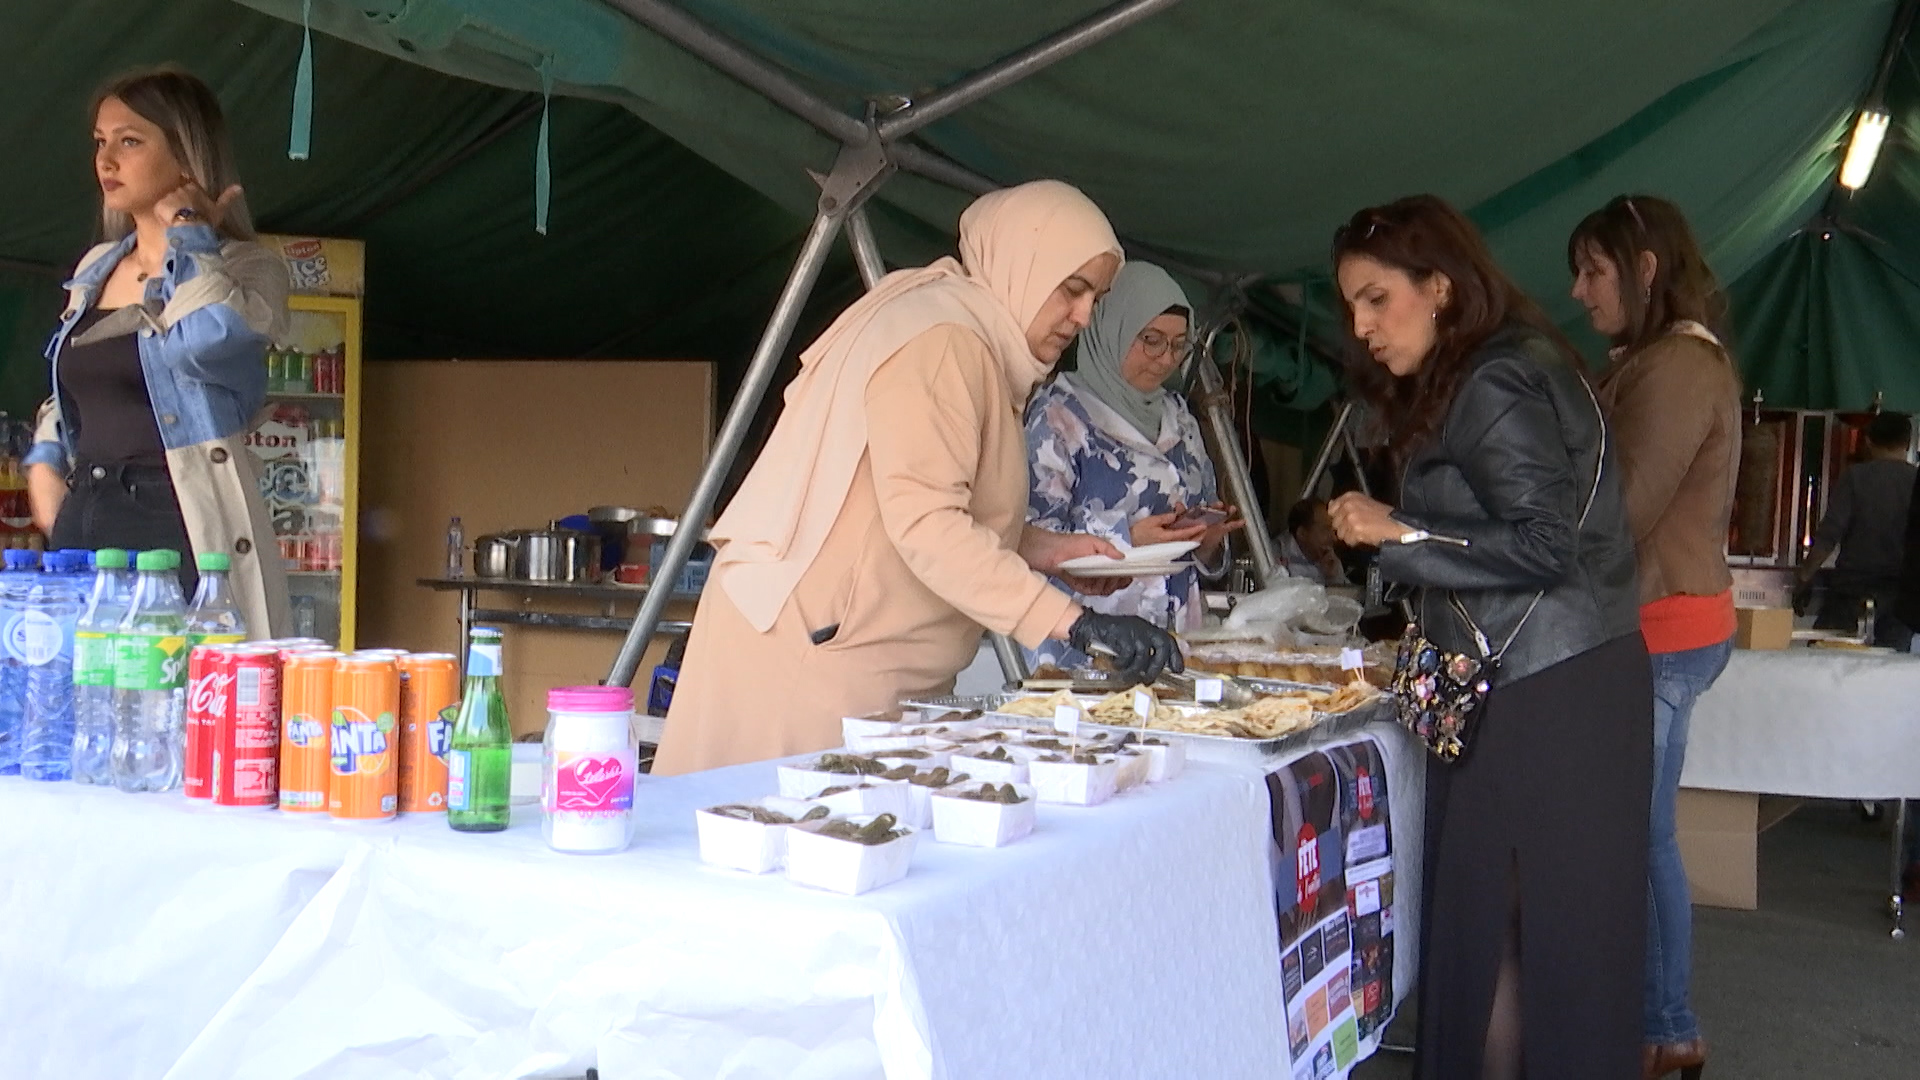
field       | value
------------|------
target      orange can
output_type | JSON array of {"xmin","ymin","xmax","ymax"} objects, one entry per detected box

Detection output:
[
  {"xmin": 398, "ymin": 653, "xmax": 460, "ymax": 812},
  {"xmin": 329, "ymin": 655, "xmax": 401, "ymax": 821},
  {"xmin": 280, "ymin": 651, "xmax": 340, "ymax": 812}
]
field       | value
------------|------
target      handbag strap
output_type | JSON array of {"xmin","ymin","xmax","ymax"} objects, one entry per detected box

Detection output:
[{"xmin": 1448, "ymin": 374, "xmax": 1609, "ymax": 663}]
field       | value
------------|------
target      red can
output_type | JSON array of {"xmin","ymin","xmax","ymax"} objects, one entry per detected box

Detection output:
[
  {"xmin": 212, "ymin": 647, "xmax": 284, "ymax": 807},
  {"xmin": 184, "ymin": 645, "xmax": 238, "ymax": 800}
]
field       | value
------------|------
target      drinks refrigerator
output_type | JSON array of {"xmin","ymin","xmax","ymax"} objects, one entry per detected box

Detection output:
[{"xmin": 254, "ymin": 235, "xmax": 364, "ymax": 648}]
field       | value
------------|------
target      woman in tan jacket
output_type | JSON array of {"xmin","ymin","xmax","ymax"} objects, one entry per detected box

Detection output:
[
  {"xmin": 655, "ymin": 181, "xmax": 1183, "ymax": 775},
  {"xmin": 1570, "ymin": 195, "xmax": 1741, "ymax": 1080}
]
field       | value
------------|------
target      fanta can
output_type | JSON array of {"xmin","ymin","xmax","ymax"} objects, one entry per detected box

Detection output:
[
  {"xmin": 329, "ymin": 654, "xmax": 400, "ymax": 821},
  {"xmin": 397, "ymin": 653, "xmax": 459, "ymax": 812},
  {"xmin": 279, "ymin": 651, "xmax": 339, "ymax": 812}
]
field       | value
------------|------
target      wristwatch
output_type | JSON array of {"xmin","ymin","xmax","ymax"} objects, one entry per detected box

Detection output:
[{"xmin": 171, "ymin": 207, "xmax": 199, "ymax": 223}]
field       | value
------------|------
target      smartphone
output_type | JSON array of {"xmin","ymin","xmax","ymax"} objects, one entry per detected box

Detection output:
[{"xmin": 1172, "ymin": 505, "xmax": 1229, "ymax": 528}]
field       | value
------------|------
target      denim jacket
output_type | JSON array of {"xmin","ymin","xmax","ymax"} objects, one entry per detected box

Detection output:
[{"xmin": 27, "ymin": 224, "xmax": 292, "ymax": 637}]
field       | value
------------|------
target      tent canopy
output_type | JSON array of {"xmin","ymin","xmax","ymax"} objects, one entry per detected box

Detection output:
[{"xmin": 2, "ymin": 0, "xmax": 1915, "ymax": 423}]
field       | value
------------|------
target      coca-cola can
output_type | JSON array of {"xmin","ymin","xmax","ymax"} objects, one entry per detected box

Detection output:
[
  {"xmin": 213, "ymin": 647, "xmax": 284, "ymax": 807},
  {"xmin": 184, "ymin": 646, "xmax": 238, "ymax": 800}
]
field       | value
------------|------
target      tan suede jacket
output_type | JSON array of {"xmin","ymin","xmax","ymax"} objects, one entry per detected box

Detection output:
[{"xmin": 1593, "ymin": 325, "xmax": 1742, "ymax": 605}]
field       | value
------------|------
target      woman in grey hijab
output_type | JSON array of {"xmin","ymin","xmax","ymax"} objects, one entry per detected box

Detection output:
[{"xmin": 1024, "ymin": 261, "xmax": 1243, "ymax": 669}]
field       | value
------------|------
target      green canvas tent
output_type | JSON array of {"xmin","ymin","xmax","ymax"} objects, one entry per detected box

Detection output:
[
  {"xmin": 5, "ymin": 0, "xmax": 1916, "ymax": 414},
  {"xmin": 4, "ymin": 0, "xmax": 1918, "ymax": 672}
]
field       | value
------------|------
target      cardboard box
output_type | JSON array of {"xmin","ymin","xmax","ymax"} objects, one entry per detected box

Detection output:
[
  {"xmin": 1730, "ymin": 567, "xmax": 1795, "ymax": 610},
  {"xmin": 1676, "ymin": 788, "xmax": 1758, "ymax": 910},
  {"xmin": 1734, "ymin": 607, "xmax": 1794, "ymax": 650}
]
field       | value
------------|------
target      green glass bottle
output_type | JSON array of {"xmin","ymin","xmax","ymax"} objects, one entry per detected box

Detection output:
[{"xmin": 446, "ymin": 627, "xmax": 513, "ymax": 832}]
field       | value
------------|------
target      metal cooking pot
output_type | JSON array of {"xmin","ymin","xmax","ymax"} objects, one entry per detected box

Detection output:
[
  {"xmin": 514, "ymin": 529, "xmax": 604, "ymax": 583},
  {"xmin": 474, "ymin": 533, "xmax": 518, "ymax": 578}
]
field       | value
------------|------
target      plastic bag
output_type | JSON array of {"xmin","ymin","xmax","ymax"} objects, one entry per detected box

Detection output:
[{"xmin": 1223, "ymin": 578, "xmax": 1328, "ymax": 631}]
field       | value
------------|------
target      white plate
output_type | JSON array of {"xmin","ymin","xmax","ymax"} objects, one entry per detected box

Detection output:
[
  {"xmin": 1058, "ymin": 541, "xmax": 1199, "ymax": 573},
  {"xmin": 1059, "ymin": 562, "xmax": 1189, "ymax": 579}
]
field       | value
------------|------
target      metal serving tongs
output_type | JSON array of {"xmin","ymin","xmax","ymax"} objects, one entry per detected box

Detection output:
[{"xmin": 1156, "ymin": 670, "xmax": 1260, "ymax": 709}]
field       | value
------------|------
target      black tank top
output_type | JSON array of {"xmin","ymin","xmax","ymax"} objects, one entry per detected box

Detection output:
[{"xmin": 59, "ymin": 308, "xmax": 167, "ymax": 466}]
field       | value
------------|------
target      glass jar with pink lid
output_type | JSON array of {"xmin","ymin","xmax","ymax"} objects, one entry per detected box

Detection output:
[{"xmin": 541, "ymin": 686, "xmax": 638, "ymax": 854}]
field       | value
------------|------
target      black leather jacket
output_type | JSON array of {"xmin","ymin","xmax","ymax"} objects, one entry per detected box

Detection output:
[{"xmin": 1378, "ymin": 323, "xmax": 1640, "ymax": 686}]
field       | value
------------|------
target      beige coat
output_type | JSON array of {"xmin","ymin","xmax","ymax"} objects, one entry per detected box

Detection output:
[
  {"xmin": 653, "ymin": 324, "xmax": 1076, "ymax": 775},
  {"xmin": 34, "ymin": 237, "xmax": 291, "ymax": 638}
]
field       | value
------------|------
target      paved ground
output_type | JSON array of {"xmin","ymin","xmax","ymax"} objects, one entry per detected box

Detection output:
[{"xmin": 1355, "ymin": 800, "xmax": 1919, "ymax": 1078}]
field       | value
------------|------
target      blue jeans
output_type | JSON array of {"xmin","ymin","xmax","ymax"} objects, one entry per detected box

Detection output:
[{"xmin": 1645, "ymin": 637, "xmax": 1734, "ymax": 1044}]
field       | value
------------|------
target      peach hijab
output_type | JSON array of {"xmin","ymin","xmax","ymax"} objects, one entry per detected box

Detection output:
[{"xmin": 712, "ymin": 179, "xmax": 1124, "ymax": 631}]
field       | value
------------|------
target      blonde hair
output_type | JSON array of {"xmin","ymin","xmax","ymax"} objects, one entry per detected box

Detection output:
[{"xmin": 92, "ymin": 65, "xmax": 255, "ymax": 241}]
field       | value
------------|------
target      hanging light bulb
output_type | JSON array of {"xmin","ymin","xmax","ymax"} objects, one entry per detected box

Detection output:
[{"xmin": 1840, "ymin": 110, "xmax": 1892, "ymax": 190}]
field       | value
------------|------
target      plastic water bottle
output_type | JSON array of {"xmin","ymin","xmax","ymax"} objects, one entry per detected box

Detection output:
[
  {"xmin": 0, "ymin": 549, "xmax": 42, "ymax": 775},
  {"xmin": 111, "ymin": 550, "xmax": 190, "ymax": 793},
  {"xmin": 446, "ymin": 515, "xmax": 466, "ymax": 579},
  {"xmin": 186, "ymin": 552, "xmax": 248, "ymax": 645},
  {"xmin": 19, "ymin": 551, "xmax": 86, "ymax": 781},
  {"xmin": 72, "ymin": 549, "xmax": 133, "ymax": 785}
]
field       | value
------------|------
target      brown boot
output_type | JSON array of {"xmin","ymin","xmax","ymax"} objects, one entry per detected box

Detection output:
[{"xmin": 1643, "ymin": 1038, "xmax": 1707, "ymax": 1079}]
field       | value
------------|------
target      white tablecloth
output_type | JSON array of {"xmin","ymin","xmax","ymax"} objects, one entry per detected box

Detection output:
[
  {"xmin": 1683, "ymin": 648, "xmax": 1920, "ymax": 798},
  {"xmin": 0, "ymin": 723, "xmax": 1422, "ymax": 1080}
]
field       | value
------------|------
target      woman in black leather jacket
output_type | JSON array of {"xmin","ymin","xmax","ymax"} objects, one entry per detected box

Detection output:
[{"xmin": 1327, "ymin": 196, "xmax": 1651, "ymax": 1080}]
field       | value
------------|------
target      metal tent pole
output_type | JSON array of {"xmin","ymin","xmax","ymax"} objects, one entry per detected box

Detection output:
[
  {"xmin": 605, "ymin": 0, "xmax": 867, "ymax": 145},
  {"xmin": 845, "ymin": 206, "xmax": 887, "ymax": 287},
  {"xmin": 1302, "ymin": 401, "xmax": 1355, "ymax": 498},
  {"xmin": 604, "ymin": 0, "xmax": 1202, "ymax": 687},
  {"xmin": 876, "ymin": 0, "xmax": 1188, "ymax": 141},
  {"xmin": 606, "ymin": 207, "xmax": 847, "ymax": 686},
  {"xmin": 1190, "ymin": 349, "xmax": 1278, "ymax": 586}
]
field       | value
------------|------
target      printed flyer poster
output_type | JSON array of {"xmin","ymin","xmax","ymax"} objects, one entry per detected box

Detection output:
[{"xmin": 1267, "ymin": 736, "xmax": 1397, "ymax": 1079}]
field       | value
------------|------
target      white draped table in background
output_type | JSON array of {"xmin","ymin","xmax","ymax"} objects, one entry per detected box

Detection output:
[
  {"xmin": 0, "ymin": 721, "xmax": 1422, "ymax": 1080},
  {"xmin": 1683, "ymin": 648, "xmax": 1920, "ymax": 798}
]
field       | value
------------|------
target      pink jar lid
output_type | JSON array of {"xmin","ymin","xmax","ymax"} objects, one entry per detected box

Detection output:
[{"xmin": 548, "ymin": 686, "xmax": 634, "ymax": 713}]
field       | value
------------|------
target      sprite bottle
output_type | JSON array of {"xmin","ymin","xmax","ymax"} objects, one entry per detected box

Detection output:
[{"xmin": 447, "ymin": 627, "xmax": 513, "ymax": 832}]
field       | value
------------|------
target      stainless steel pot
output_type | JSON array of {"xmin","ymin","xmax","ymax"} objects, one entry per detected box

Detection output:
[
  {"xmin": 514, "ymin": 529, "xmax": 604, "ymax": 583},
  {"xmin": 474, "ymin": 533, "xmax": 518, "ymax": 578}
]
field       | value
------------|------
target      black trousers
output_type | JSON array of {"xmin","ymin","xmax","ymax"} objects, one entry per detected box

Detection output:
[{"xmin": 50, "ymin": 462, "xmax": 200, "ymax": 599}]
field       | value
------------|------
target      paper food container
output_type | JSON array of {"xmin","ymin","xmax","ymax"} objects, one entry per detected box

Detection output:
[
  {"xmin": 874, "ymin": 749, "xmax": 952, "ymax": 772},
  {"xmin": 845, "ymin": 731, "xmax": 929, "ymax": 754},
  {"xmin": 694, "ymin": 798, "xmax": 829, "ymax": 874},
  {"xmin": 778, "ymin": 761, "xmax": 888, "ymax": 799},
  {"xmin": 931, "ymin": 782, "xmax": 1037, "ymax": 848},
  {"xmin": 784, "ymin": 816, "xmax": 918, "ymax": 896},
  {"xmin": 841, "ymin": 715, "xmax": 902, "ymax": 742},
  {"xmin": 812, "ymin": 780, "xmax": 910, "ymax": 819},
  {"xmin": 898, "ymin": 716, "xmax": 986, "ymax": 741},
  {"xmin": 1129, "ymin": 738, "xmax": 1187, "ymax": 783},
  {"xmin": 949, "ymin": 751, "xmax": 1030, "ymax": 784},
  {"xmin": 1112, "ymin": 749, "xmax": 1151, "ymax": 792},
  {"xmin": 1027, "ymin": 756, "xmax": 1120, "ymax": 806},
  {"xmin": 899, "ymin": 773, "xmax": 973, "ymax": 829}
]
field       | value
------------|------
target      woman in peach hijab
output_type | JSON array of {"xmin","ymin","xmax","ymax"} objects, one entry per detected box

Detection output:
[{"xmin": 655, "ymin": 181, "xmax": 1183, "ymax": 775}]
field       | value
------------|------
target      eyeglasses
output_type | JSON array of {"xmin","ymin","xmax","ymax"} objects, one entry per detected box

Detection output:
[{"xmin": 1136, "ymin": 329, "xmax": 1190, "ymax": 360}]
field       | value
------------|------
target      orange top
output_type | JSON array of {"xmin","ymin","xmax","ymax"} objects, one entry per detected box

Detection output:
[{"xmin": 1640, "ymin": 589, "xmax": 1736, "ymax": 655}]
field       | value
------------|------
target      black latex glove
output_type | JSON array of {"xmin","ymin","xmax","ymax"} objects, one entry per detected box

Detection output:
[{"xmin": 1068, "ymin": 611, "xmax": 1184, "ymax": 684}]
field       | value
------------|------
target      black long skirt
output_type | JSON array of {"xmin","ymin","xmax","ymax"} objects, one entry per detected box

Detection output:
[{"xmin": 1413, "ymin": 633, "xmax": 1653, "ymax": 1080}]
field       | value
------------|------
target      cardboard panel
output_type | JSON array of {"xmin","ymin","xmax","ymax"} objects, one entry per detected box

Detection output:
[
  {"xmin": 359, "ymin": 359, "xmax": 712, "ymax": 734},
  {"xmin": 1676, "ymin": 787, "xmax": 1759, "ymax": 910}
]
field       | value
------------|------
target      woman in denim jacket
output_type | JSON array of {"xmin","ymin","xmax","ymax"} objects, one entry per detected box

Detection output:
[{"xmin": 25, "ymin": 67, "xmax": 289, "ymax": 635}]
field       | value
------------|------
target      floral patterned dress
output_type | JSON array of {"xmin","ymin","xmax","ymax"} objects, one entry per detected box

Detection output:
[{"xmin": 1025, "ymin": 374, "xmax": 1224, "ymax": 669}]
